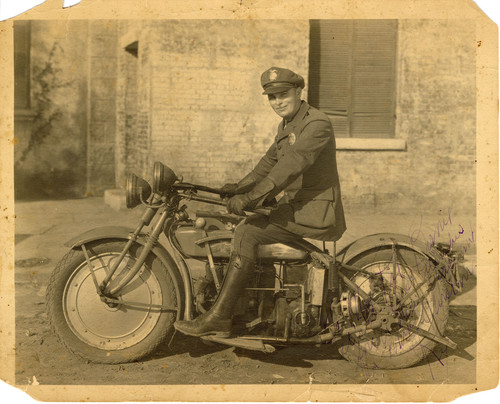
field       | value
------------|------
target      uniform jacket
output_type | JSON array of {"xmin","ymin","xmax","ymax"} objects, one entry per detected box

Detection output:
[{"xmin": 251, "ymin": 101, "xmax": 346, "ymax": 241}]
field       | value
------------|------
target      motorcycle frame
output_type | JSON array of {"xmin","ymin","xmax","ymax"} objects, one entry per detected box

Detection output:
[{"xmin": 65, "ymin": 185, "xmax": 460, "ymax": 349}]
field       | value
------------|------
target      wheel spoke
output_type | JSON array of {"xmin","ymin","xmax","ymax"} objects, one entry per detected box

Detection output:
[
  {"xmin": 391, "ymin": 243, "xmax": 398, "ymax": 309},
  {"xmin": 338, "ymin": 271, "xmax": 383, "ymax": 311},
  {"xmin": 395, "ymin": 251, "xmax": 441, "ymax": 331},
  {"xmin": 394, "ymin": 278, "xmax": 429, "ymax": 311},
  {"xmin": 81, "ymin": 244, "xmax": 102, "ymax": 294},
  {"xmin": 399, "ymin": 319, "xmax": 457, "ymax": 349},
  {"xmin": 103, "ymin": 296, "xmax": 177, "ymax": 312},
  {"xmin": 339, "ymin": 247, "xmax": 450, "ymax": 369},
  {"xmin": 348, "ymin": 255, "xmax": 431, "ymax": 352},
  {"xmin": 391, "ymin": 248, "xmax": 452, "ymax": 347}
]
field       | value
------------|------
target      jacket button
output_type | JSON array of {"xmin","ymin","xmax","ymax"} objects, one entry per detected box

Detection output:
[{"xmin": 277, "ymin": 145, "xmax": 281, "ymax": 150}]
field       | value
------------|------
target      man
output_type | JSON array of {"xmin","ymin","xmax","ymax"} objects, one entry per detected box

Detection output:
[{"xmin": 174, "ymin": 67, "xmax": 346, "ymax": 338}]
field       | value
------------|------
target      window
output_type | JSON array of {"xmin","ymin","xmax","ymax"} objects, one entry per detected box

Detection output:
[
  {"xmin": 14, "ymin": 21, "xmax": 31, "ymax": 111},
  {"xmin": 309, "ymin": 20, "xmax": 398, "ymax": 140}
]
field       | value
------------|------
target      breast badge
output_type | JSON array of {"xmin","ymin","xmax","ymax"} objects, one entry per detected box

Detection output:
[{"xmin": 288, "ymin": 133, "xmax": 296, "ymax": 145}]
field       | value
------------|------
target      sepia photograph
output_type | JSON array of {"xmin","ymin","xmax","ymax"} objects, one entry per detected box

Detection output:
[{"xmin": 0, "ymin": 0, "xmax": 498, "ymax": 402}]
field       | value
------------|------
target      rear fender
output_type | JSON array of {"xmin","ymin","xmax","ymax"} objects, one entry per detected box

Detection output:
[
  {"xmin": 337, "ymin": 233, "xmax": 448, "ymax": 274},
  {"xmin": 65, "ymin": 226, "xmax": 190, "ymax": 320}
]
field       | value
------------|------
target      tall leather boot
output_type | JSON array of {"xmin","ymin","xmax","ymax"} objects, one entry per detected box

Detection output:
[{"xmin": 174, "ymin": 255, "xmax": 254, "ymax": 338}]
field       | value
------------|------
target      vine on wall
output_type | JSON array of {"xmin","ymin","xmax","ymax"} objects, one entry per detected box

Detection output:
[{"xmin": 16, "ymin": 42, "xmax": 72, "ymax": 167}]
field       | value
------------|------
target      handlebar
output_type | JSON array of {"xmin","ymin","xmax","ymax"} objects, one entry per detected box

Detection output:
[
  {"xmin": 173, "ymin": 181, "xmax": 274, "ymax": 216},
  {"xmin": 181, "ymin": 192, "xmax": 272, "ymax": 216},
  {"xmin": 173, "ymin": 182, "xmax": 227, "ymax": 195}
]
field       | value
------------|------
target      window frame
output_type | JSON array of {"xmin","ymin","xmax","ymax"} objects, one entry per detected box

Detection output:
[{"xmin": 308, "ymin": 19, "xmax": 405, "ymax": 151}]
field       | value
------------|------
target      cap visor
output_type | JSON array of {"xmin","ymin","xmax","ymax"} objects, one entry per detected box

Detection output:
[{"xmin": 262, "ymin": 85, "xmax": 295, "ymax": 95}]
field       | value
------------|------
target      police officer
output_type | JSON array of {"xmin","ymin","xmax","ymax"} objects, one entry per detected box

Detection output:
[{"xmin": 174, "ymin": 67, "xmax": 346, "ymax": 338}]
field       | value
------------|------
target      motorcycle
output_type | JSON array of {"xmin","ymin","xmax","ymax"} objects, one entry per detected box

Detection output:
[{"xmin": 46, "ymin": 162, "xmax": 464, "ymax": 369}]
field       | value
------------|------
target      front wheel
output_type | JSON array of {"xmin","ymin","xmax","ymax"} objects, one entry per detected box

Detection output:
[
  {"xmin": 46, "ymin": 240, "xmax": 180, "ymax": 364},
  {"xmin": 338, "ymin": 247, "xmax": 449, "ymax": 369}
]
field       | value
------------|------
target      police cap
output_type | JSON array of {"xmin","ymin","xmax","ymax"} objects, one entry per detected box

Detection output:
[{"xmin": 261, "ymin": 67, "xmax": 305, "ymax": 95}]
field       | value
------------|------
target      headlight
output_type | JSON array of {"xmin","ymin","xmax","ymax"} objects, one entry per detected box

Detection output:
[
  {"xmin": 152, "ymin": 161, "xmax": 177, "ymax": 194},
  {"xmin": 126, "ymin": 174, "xmax": 152, "ymax": 208}
]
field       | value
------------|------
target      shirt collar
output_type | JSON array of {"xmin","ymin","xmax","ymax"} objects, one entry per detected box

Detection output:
[
  {"xmin": 283, "ymin": 101, "xmax": 309, "ymax": 128},
  {"xmin": 277, "ymin": 101, "xmax": 310, "ymax": 141}
]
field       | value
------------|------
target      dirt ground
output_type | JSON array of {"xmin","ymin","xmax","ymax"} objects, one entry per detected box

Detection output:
[{"xmin": 13, "ymin": 198, "xmax": 477, "ymax": 386}]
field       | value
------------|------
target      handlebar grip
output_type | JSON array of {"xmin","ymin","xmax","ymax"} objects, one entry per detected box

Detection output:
[{"xmin": 249, "ymin": 207, "xmax": 272, "ymax": 216}]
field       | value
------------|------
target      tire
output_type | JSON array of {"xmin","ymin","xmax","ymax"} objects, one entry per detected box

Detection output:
[
  {"xmin": 338, "ymin": 247, "xmax": 449, "ymax": 369},
  {"xmin": 46, "ymin": 240, "xmax": 180, "ymax": 364}
]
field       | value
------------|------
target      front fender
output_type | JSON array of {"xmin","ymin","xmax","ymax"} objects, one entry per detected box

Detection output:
[
  {"xmin": 65, "ymin": 226, "xmax": 137, "ymax": 248},
  {"xmin": 64, "ymin": 226, "xmax": 191, "ymax": 320},
  {"xmin": 338, "ymin": 233, "xmax": 446, "ymax": 266}
]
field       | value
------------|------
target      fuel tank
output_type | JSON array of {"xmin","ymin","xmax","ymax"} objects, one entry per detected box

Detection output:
[{"xmin": 173, "ymin": 226, "xmax": 308, "ymax": 261}]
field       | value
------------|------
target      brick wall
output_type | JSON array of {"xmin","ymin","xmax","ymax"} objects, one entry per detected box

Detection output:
[
  {"xmin": 146, "ymin": 20, "xmax": 309, "ymax": 186},
  {"xmin": 115, "ymin": 21, "xmax": 155, "ymax": 184},
  {"xmin": 115, "ymin": 19, "xmax": 475, "ymax": 218},
  {"xmin": 336, "ymin": 19, "xmax": 476, "ymax": 215},
  {"xmin": 15, "ymin": 19, "xmax": 477, "ymax": 214},
  {"xmin": 86, "ymin": 20, "xmax": 118, "ymax": 195},
  {"xmin": 398, "ymin": 19, "xmax": 476, "ymax": 214}
]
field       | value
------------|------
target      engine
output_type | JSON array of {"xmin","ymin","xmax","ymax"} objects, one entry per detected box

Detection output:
[
  {"xmin": 232, "ymin": 261, "xmax": 328, "ymax": 339},
  {"xmin": 175, "ymin": 212, "xmax": 328, "ymax": 339}
]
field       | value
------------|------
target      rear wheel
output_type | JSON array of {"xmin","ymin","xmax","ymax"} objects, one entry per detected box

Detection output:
[
  {"xmin": 338, "ymin": 247, "xmax": 449, "ymax": 369},
  {"xmin": 46, "ymin": 240, "xmax": 180, "ymax": 364}
]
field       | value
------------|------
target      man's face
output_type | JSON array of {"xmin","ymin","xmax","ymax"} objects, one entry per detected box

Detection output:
[{"xmin": 267, "ymin": 87, "xmax": 302, "ymax": 121}]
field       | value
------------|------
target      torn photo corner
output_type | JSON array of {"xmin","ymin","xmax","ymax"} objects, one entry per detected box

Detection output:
[
  {"xmin": 62, "ymin": 0, "xmax": 82, "ymax": 9},
  {"xmin": 0, "ymin": 0, "xmax": 82, "ymax": 21},
  {"xmin": 0, "ymin": 0, "xmax": 45, "ymax": 22},
  {"xmin": 0, "ymin": 0, "xmax": 498, "ymax": 402}
]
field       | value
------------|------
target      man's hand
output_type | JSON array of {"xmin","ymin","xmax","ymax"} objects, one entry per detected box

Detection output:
[
  {"xmin": 220, "ymin": 183, "xmax": 238, "ymax": 196},
  {"xmin": 227, "ymin": 194, "xmax": 251, "ymax": 215}
]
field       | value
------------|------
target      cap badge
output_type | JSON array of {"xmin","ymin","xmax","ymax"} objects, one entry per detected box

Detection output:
[
  {"xmin": 269, "ymin": 69, "xmax": 278, "ymax": 81},
  {"xmin": 288, "ymin": 133, "xmax": 296, "ymax": 145}
]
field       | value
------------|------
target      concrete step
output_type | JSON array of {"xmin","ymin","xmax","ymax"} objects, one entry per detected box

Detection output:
[{"xmin": 103, "ymin": 189, "xmax": 127, "ymax": 211}]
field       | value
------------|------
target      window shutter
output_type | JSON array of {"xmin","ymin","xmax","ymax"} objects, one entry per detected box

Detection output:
[
  {"xmin": 351, "ymin": 20, "xmax": 397, "ymax": 138},
  {"xmin": 309, "ymin": 20, "xmax": 351, "ymax": 137},
  {"xmin": 308, "ymin": 20, "xmax": 397, "ymax": 138}
]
